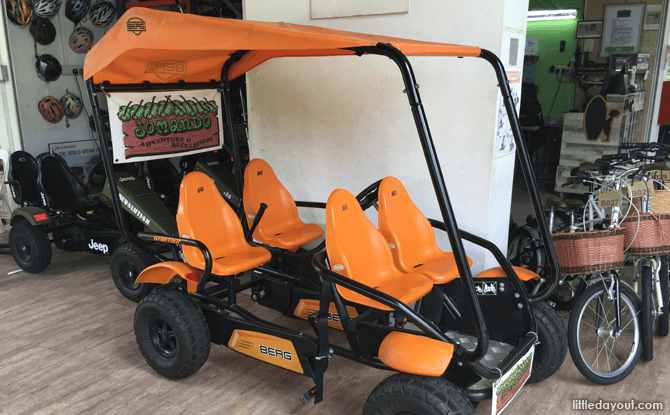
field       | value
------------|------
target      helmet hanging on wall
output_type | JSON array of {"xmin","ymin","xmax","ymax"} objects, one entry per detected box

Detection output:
[
  {"xmin": 39, "ymin": 96, "xmax": 65, "ymax": 123},
  {"xmin": 6, "ymin": 0, "xmax": 33, "ymax": 25},
  {"xmin": 32, "ymin": 0, "xmax": 60, "ymax": 18},
  {"xmin": 29, "ymin": 17, "xmax": 56, "ymax": 45},
  {"xmin": 60, "ymin": 93, "xmax": 83, "ymax": 119},
  {"xmin": 65, "ymin": 0, "xmax": 89, "ymax": 24},
  {"xmin": 68, "ymin": 26, "xmax": 93, "ymax": 53},
  {"xmin": 88, "ymin": 0, "xmax": 114, "ymax": 26},
  {"xmin": 35, "ymin": 54, "xmax": 62, "ymax": 82}
]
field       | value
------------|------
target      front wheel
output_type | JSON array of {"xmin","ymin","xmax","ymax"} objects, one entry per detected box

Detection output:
[
  {"xmin": 363, "ymin": 373, "xmax": 475, "ymax": 415},
  {"xmin": 8, "ymin": 221, "xmax": 52, "ymax": 273},
  {"xmin": 111, "ymin": 243, "xmax": 154, "ymax": 302},
  {"xmin": 527, "ymin": 301, "xmax": 567, "ymax": 384},
  {"xmin": 568, "ymin": 281, "xmax": 641, "ymax": 385},
  {"xmin": 134, "ymin": 288, "xmax": 210, "ymax": 379},
  {"xmin": 658, "ymin": 256, "xmax": 669, "ymax": 337}
]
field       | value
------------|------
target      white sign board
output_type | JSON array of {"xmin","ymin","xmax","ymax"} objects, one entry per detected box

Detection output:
[
  {"xmin": 107, "ymin": 89, "xmax": 224, "ymax": 163},
  {"xmin": 601, "ymin": 4, "xmax": 645, "ymax": 57}
]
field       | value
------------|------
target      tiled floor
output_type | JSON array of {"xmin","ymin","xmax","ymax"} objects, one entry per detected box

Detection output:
[{"xmin": 1, "ymin": 227, "xmax": 670, "ymax": 415}]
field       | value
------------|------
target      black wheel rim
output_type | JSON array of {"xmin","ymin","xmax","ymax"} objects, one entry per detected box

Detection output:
[
  {"xmin": 120, "ymin": 260, "xmax": 140, "ymax": 291},
  {"xmin": 15, "ymin": 235, "xmax": 33, "ymax": 263},
  {"xmin": 150, "ymin": 317, "xmax": 177, "ymax": 358}
]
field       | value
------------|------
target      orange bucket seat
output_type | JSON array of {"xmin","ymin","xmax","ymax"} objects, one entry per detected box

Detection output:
[
  {"xmin": 179, "ymin": 171, "xmax": 271, "ymax": 276},
  {"xmin": 243, "ymin": 159, "xmax": 323, "ymax": 250}
]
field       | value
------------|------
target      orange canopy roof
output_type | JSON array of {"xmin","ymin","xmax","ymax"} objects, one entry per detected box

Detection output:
[{"xmin": 84, "ymin": 8, "xmax": 481, "ymax": 85}]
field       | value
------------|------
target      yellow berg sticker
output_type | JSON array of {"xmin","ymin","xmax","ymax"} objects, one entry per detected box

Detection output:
[
  {"xmin": 598, "ymin": 191, "xmax": 622, "ymax": 208},
  {"xmin": 630, "ymin": 181, "xmax": 654, "ymax": 198},
  {"xmin": 228, "ymin": 330, "xmax": 303, "ymax": 374},
  {"xmin": 293, "ymin": 299, "xmax": 358, "ymax": 330}
]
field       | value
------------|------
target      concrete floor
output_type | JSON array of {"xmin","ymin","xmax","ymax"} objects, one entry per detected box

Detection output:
[{"xmin": 1, "ymin": 227, "xmax": 670, "ymax": 415}]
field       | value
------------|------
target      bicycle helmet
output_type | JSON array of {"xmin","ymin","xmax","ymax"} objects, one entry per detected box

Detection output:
[
  {"xmin": 32, "ymin": 0, "xmax": 59, "ymax": 17},
  {"xmin": 6, "ymin": 0, "xmax": 33, "ymax": 25},
  {"xmin": 35, "ymin": 54, "xmax": 61, "ymax": 82},
  {"xmin": 39, "ymin": 96, "xmax": 65, "ymax": 123},
  {"xmin": 65, "ymin": 0, "xmax": 89, "ymax": 24},
  {"xmin": 29, "ymin": 17, "xmax": 56, "ymax": 45},
  {"xmin": 68, "ymin": 26, "xmax": 93, "ymax": 53},
  {"xmin": 60, "ymin": 92, "xmax": 83, "ymax": 119},
  {"xmin": 88, "ymin": 0, "xmax": 114, "ymax": 26}
]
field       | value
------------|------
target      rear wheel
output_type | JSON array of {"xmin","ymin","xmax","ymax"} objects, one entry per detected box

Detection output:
[
  {"xmin": 111, "ymin": 243, "xmax": 154, "ymax": 302},
  {"xmin": 568, "ymin": 281, "xmax": 641, "ymax": 385},
  {"xmin": 658, "ymin": 256, "xmax": 669, "ymax": 337},
  {"xmin": 9, "ymin": 221, "xmax": 51, "ymax": 273},
  {"xmin": 134, "ymin": 288, "xmax": 210, "ymax": 379},
  {"xmin": 641, "ymin": 265, "xmax": 654, "ymax": 361},
  {"xmin": 527, "ymin": 301, "xmax": 567, "ymax": 384},
  {"xmin": 363, "ymin": 373, "xmax": 475, "ymax": 415}
]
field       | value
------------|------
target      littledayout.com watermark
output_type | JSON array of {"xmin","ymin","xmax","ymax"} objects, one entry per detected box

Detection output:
[{"xmin": 573, "ymin": 400, "xmax": 663, "ymax": 411}]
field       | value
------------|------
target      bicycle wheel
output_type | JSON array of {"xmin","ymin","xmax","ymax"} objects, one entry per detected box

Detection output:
[
  {"xmin": 641, "ymin": 264, "xmax": 654, "ymax": 361},
  {"xmin": 507, "ymin": 226, "xmax": 543, "ymax": 274},
  {"xmin": 659, "ymin": 256, "xmax": 669, "ymax": 337},
  {"xmin": 568, "ymin": 281, "xmax": 641, "ymax": 385}
]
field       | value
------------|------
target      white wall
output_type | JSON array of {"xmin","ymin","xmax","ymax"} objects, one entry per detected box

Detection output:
[
  {"xmin": 0, "ymin": 4, "xmax": 22, "ymax": 153},
  {"xmin": 244, "ymin": 0, "xmax": 528, "ymax": 272},
  {"xmin": 4, "ymin": 11, "xmax": 113, "ymax": 155}
]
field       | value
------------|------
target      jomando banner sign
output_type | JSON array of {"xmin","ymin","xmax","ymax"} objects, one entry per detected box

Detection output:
[{"xmin": 107, "ymin": 89, "xmax": 224, "ymax": 163}]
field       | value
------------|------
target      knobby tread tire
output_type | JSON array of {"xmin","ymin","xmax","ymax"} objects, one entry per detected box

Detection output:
[
  {"xmin": 363, "ymin": 373, "xmax": 476, "ymax": 415},
  {"xmin": 9, "ymin": 221, "xmax": 52, "ymax": 273},
  {"xmin": 527, "ymin": 300, "xmax": 568, "ymax": 384},
  {"xmin": 111, "ymin": 242, "xmax": 154, "ymax": 302},
  {"xmin": 134, "ymin": 288, "xmax": 210, "ymax": 379}
]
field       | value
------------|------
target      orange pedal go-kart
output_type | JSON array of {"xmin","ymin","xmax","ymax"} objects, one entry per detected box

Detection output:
[{"xmin": 84, "ymin": 9, "xmax": 565, "ymax": 414}]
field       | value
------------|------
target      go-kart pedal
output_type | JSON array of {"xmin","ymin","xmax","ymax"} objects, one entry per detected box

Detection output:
[{"xmin": 243, "ymin": 158, "xmax": 323, "ymax": 251}]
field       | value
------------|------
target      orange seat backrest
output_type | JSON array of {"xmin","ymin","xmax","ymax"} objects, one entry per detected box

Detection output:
[
  {"xmin": 177, "ymin": 171, "xmax": 248, "ymax": 267},
  {"xmin": 378, "ymin": 176, "xmax": 443, "ymax": 271},
  {"xmin": 326, "ymin": 189, "xmax": 400, "ymax": 291},
  {"xmin": 243, "ymin": 158, "xmax": 302, "ymax": 241}
]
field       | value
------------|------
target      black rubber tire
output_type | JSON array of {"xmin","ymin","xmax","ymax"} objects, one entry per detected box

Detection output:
[
  {"xmin": 8, "ymin": 221, "xmax": 52, "ymax": 273},
  {"xmin": 550, "ymin": 278, "xmax": 586, "ymax": 312},
  {"xmin": 658, "ymin": 256, "xmax": 669, "ymax": 337},
  {"xmin": 134, "ymin": 288, "xmax": 210, "ymax": 379},
  {"xmin": 111, "ymin": 243, "xmax": 154, "ymax": 302},
  {"xmin": 641, "ymin": 265, "xmax": 654, "ymax": 361},
  {"xmin": 527, "ymin": 301, "xmax": 567, "ymax": 384},
  {"xmin": 363, "ymin": 373, "xmax": 476, "ymax": 415},
  {"xmin": 568, "ymin": 282, "xmax": 641, "ymax": 385}
]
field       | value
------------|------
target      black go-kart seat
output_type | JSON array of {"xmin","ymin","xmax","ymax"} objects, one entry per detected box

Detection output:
[
  {"xmin": 37, "ymin": 154, "xmax": 100, "ymax": 214},
  {"xmin": 7, "ymin": 151, "xmax": 41, "ymax": 207},
  {"xmin": 142, "ymin": 159, "xmax": 181, "ymax": 202}
]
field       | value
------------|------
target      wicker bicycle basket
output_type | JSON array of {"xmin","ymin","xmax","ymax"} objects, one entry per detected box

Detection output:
[
  {"xmin": 620, "ymin": 213, "xmax": 670, "ymax": 255},
  {"xmin": 551, "ymin": 228, "xmax": 625, "ymax": 275}
]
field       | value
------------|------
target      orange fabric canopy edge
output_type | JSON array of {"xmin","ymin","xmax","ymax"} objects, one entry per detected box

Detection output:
[{"xmin": 84, "ymin": 8, "xmax": 481, "ymax": 85}]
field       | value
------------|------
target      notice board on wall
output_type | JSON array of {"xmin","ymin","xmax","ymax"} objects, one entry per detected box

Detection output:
[{"xmin": 601, "ymin": 4, "xmax": 645, "ymax": 57}]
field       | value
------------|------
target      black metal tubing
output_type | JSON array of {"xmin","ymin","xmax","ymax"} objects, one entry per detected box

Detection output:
[
  {"xmin": 295, "ymin": 201, "xmax": 327, "ymax": 209},
  {"xmin": 93, "ymin": 81, "xmax": 221, "ymax": 93},
  {"xmin": 428, "ymin": 219, "xmax": 528, "ymax": 298},
  {"xmin": 221, "ymin": 50, "xmax": 250, "ymax": 226},
  {"xmin": 136, "ymin": 232, "xmax": 213, "ymax": 293},
  {"xmin": 86, "ymin": 79, "xmax": 166, "ymax": 264},
  {"xmin": 245, "ymin": 202, "xmax": 267, "ymax": 241},
  {"xmin": 478, "ymin": 49, "xmax": 559, "ymax": 303},
  {"xmin": 347, "ymin": 44, "xmax": 488, "ymax": 362}
]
